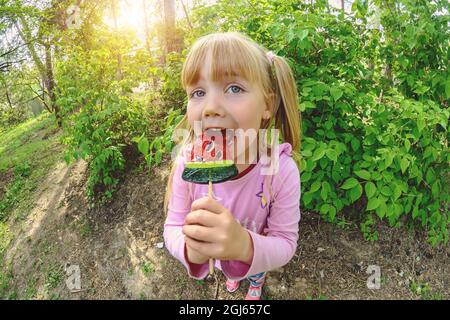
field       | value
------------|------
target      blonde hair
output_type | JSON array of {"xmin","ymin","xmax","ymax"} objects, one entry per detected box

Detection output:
[{"xmin": 164, "ymin": 32, "xmax": 301, "ymax": 213}]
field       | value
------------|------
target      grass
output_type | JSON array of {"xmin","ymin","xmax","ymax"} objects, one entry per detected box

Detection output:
[
  {"xmin": 410, "ymin": 281, "xmax": 444, "ymax": 300},
  {"xmin": 141, "ymin": 261, "xmax": 155, "ymax": 277},
  {"xmin": 0, "ymin": 112, "xmax": 63, "ymax": 268},
  {"xmin": 306, "ymin": 294, "xmax": 328, "ymax": 300},
  {"xmin": 43, "ymin": 263, "xmax": 64, "ymax": 297},
  {"xmin": 0, "ymin": 222, "xmax": 12, "ymax": 262},
  {"xmin": 0, "ymin": 113, "xmax": 54, "ymax": 169},
  {"xmin": 0, "ymin": 113, "xmax": 64, "ymax": 299},
  {"xmin": 79, "ymin": 217, "xmax": 91, "ymax": 238},
  {"xmin": 0, "ymin": 265, "xmax": 15, "ymax": 299},
  {"xmin": 24, "ymin": 277, "xmax": 37, "ymax": 300}
]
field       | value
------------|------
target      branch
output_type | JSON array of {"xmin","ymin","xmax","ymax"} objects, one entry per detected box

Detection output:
[
  {"xmin": 26, "ymin": 83, "xmax": 52, "ymax": 113},
  {"xmin": 180, "ymin": 0, "xmax": 193, "ymax": 31},
  {"xmin": 0, "ymin": 59, "xmax": 27, "ymax": 72},
  {"xmin": 15, "ymin": 18, "xmax": 46, "ymax": 77}
]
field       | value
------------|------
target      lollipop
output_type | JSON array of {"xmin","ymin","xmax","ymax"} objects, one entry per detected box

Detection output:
[{"xmin": 182, "ymin": 129, "xmax": 238, "ymax": 274}]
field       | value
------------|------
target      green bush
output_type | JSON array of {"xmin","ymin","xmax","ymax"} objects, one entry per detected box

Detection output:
[
  {"xmin": 300, "ymin": 90, "xmax": 448, "ymax": 245},
  {"xmin": 188, "ymin": 0, "xmax": 449, "ymax": 244},
  {"xmin": 62, "ymin": 91, "xmax": 150, "ymax": 197},
  {"xmin": 56, "ymin": 34, "xmax": 153, "ymax": 198},
  {"xmin": 0, "ymin": 107, "xmax": 30, "ymax": 133}
]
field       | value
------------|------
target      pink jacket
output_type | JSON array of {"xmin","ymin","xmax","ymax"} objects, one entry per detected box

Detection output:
[{"xmin": 163, "ymin": 143, "xmax": 301, "ymax": 280}]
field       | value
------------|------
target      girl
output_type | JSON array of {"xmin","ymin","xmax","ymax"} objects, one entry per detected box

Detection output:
[{"xmin": 163, "ymin": 32, "xmax": 301, "ymax": 300}]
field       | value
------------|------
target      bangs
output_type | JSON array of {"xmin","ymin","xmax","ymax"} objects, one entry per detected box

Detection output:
[{"xmin": 181, "ymin": 33, "xmax": 266, "ymax": 90}]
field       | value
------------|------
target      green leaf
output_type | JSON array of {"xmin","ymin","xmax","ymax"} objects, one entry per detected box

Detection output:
[
  {"xmin": 145, "ymin": 153, "xmax": 152, "ymax": 168},
  {"xmin": 350, "ymin": 184, "xmax": 363, "ymax": 203},
  {"xmin": 380, "ymin": 186, "xmax": 392, "ymax": 197},
  {"xmin": 300, "ymin": 101, "xmax": 315, "ymax": 111},
  {"xmin": 351, "ymin": 138, "xmax": 360, "ymax": 152},
  {"xmin": 310, "ymin": 180, "xmax": 321, "ymax": 193},
  {"xmin": 393, "ymin": 184, "xmax": 402, "ymax": 200},
  {"xmin": 445, "ymin": 78, "xmax": 450, "ymax": 99},
  {"xmin": 153, "ymin": 138, "xmax": 162, "ymax": 151},
  {"xmin": 155, "ymin": 150, "xmax": 163, "ymax": 165},
  {"xmin": 311, "ymin": 147, "xmax": 326, "ymax": 161},
  {"xmin": 301, "ymin": 171, "xmax": 312, "ymax": 183},
  {"xmin": 431, "ymin": 181, "xmax": 440, "ymax": 197},
  {"xmin": 103, "ymin": 176, "xmax": 112, "ymax": 185},
  {"xmin": 425, "ymin": 169, "xmax": 435, "ymax": 184},
  {"xmin": 404, "ymin": 139, "xmax": 411, "ymax": 152},
  {"xmin": 367, "ymin": 197, "xmax": 381, "ymax": 211},
  {"xmin": 298, "ymin": 29, "xmax": 309, "ymax": 41},
  {"xmin": 394, "ymin": 204, "xmax": 403, "ymax": 217},
  {"xmin": 325, "ymin": 149, "xmax": 338, "ymax": 162},
  {"xmin": 354, "ymin": 170, "xmax": 371, "ymax": 180},
  {"xmin": 138, "ymin": 137, "xmax": 149, "ymax": 156},
  {"xmin": 376, "ymin": 201, "xmax": 387, "ymax": 219},
  {"xmin": 365, "ymin": 181, "xmax": 377, "ymax": 199},
  {"xmin": 320, "ymin": 203, "xmax": 330, "ymax": 215},
  {"xmin": 341, "ymin": 177, "xmax": 359, "ymax": 190},
  {"xmin": 400, "ymin": 157, "xmax": 409, "ymax": 174},
  {"xmin": 328, "ymin": 205, "xmax": 336, "ymax": 221},
  {"xmin": 303, "ymin": 192, "xmax": 313, "ymax": 206},
  {"xmin": 321, "ymin": 181, "xmax": 330, "ymax": 201},
  {"xmin": 417, "ymin": 117, "xmax": 425, "ymax": 133},
  {"xmin": 330, "ymin": 86, "xmax": 343, "ymax": 102},
  {"xmin": 384, "ymin": 153, "xmax": 394, "ymax": 168},
  {"xmin": 412, "ymin": 206, "xmax": 419, "ymax": 219}
]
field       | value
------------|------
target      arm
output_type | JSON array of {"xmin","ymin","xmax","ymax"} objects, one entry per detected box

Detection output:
[
  {"xmin": 220, "ymin": 156, "xmax": 301, "ymax": 279},
  {"xmin": 163, "ymin": 158, "xmax": 210, "ymax": 280}
]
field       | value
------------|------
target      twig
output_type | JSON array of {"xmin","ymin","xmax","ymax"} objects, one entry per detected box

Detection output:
[{"xmin": 214, "ymin": 273, "xmax": 219, "ymax": 300}]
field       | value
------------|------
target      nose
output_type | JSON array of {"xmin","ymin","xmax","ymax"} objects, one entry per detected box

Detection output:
[{"xmin": 202, "ymin": 91, "xmax": 225, "ymax": 118}]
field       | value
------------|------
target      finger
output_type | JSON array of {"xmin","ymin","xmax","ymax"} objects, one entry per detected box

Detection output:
[
  {"xmin": 191, "ymin": 196, "xmax": 224, "ymax": 214},
  {"xmin": 184, "ymin": 209, "xmax": 221, "ymax": 227},
  {"xmin": 185, "ymin": 236, "xmax": 216, "ymax": 257},
  {"xmin": 182, "ymin": 224, "xmax": 218, "ymax": 243}
]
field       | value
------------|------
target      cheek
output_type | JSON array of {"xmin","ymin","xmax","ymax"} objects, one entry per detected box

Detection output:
[
  {"xmin": 186, "ymin": 102, "xmax": 202, "ymax": 124},
  {"xmin": 234, "ymin": 108, "xmax": 263, "ymax": 130}
]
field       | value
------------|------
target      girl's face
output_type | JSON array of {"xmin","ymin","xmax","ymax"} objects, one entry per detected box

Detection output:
[{"xmin": 185, "ymin": 54, "xmax": 272, "ymax": 161}]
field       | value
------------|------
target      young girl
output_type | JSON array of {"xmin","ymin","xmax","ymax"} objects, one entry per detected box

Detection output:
[{"xmin": 163, "ymin": 32, "xmax": 301, "ymax": 300}]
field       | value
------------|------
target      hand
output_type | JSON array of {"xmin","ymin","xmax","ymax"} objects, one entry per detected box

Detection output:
[
  {"xmin": 182, "ymin": 196, "xmax": 253, "ymax": 263},
  {"xmin": 185, "ymin": 241, "xmax": 209, "ymax": 264}
]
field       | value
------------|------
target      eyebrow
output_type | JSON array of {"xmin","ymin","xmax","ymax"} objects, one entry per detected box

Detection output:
[{"xmin": 195, "ymin": 73, "xmax": 247, "ymax": 85}]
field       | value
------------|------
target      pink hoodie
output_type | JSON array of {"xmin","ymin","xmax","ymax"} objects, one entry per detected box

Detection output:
[{"xmin": 163, "ymin": 143, "xmax": 301, "ymax": 280}]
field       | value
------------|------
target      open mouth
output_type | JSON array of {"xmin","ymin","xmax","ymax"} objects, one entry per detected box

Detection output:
[{"xmin": 204, "ymin": 127, "xmax": 230, "ymax": 136}]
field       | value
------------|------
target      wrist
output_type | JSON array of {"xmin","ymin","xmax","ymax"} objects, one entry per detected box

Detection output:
[{"xmin": 238, "ymin": 229, "xmax": 253, "ymax": 265}]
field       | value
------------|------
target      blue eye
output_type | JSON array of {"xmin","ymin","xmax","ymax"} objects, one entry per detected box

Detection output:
[
  {"xmin": 227, "ymin": 85, "xmax": 243, "ymax": 94},
  {"xmin": 191, "ymin": 90, "xmax": 205, "ymax": 98}
]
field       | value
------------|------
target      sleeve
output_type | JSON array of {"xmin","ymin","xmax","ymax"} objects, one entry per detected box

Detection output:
[
  {"xmin": 220, "ymin": 155, "xmax": 301, "ymax": 280},
  {"xmin": 163, "ymin": 157, "xmax": 209, "ymax": 280}
]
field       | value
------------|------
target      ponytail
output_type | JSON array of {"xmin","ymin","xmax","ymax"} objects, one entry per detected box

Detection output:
[{"xmin": 266, "ymin": 53, "xmax": 301, "ymax": 161}]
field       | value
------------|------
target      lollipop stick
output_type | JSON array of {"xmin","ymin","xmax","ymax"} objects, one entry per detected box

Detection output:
[
  {"xmin": 208, "ymin": 179, "xmax": 214, "ymax": 275},
  {"xmin": 208, "ymin": 179, "xmax": 219, "ymax": 299}
]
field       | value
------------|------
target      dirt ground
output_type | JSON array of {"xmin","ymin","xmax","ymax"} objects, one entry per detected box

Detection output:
[{"xmin": 1, "ymin": 156, "xmax": 449, "ymax": 300}]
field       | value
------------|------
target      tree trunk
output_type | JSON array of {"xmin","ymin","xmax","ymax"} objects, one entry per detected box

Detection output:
[
  {"xmin": 44, "ymin": 42, "xmax": 61, "ymax": 126},
  {"xmin": 142, "ymin": 0, "xmax": 152, "ymax": 54},
  {"xmin": 111, "ymin": 0, "xmax": 123, "ymax": 80},
  {"xmin": 163, "ymin": 0, "xmax": 178, "ymax": 58},
  {"xmin": 16, "ymin": 16, "xmax": 62, "ymax": 126},
  {"xmin": 5, "ymin": 87, "xmax": 13, "ymax": 109}
]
